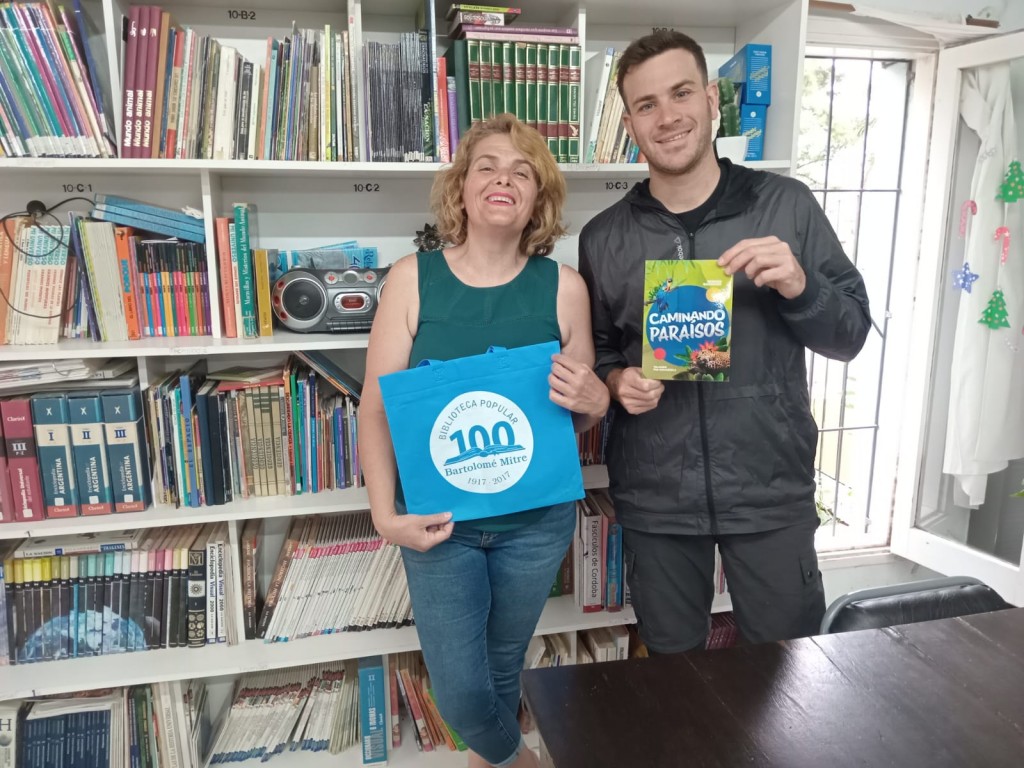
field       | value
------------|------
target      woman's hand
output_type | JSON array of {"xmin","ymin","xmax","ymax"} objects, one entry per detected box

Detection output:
[
  {"xmin": 374, "ymin": 509, "xmax": 455, "ymax": 552},
  {"xmin": 548, "ymin": 353, "xmax": 610, "ymax": 419}
]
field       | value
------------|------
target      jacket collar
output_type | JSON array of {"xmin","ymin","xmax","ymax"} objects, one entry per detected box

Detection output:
[{"xmin": 625, "ymin": 159, "xmax": 760, "ymax": 223}]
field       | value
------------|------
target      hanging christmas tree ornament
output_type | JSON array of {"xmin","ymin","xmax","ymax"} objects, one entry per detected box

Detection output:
[
  {"xmin": 952, "ymin": 261, "xmax": 980, "ymax": 293},
  {"xmin": 995, "ymin": 226, "xmax": 1011, "ymax": 264},
  {"xmin": 959, "ymin": 200, "xmax": 977, "ymax": 238},
  {"xmin": 997, "ymin": 160, "xmax": 1024, "ymax": 202},
  {"xmin": 980, "ymin": 289, "xmax": 1011, "ymax": 329}
]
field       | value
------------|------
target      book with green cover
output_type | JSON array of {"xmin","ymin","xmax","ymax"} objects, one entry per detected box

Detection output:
[{"xmin": 642, "ymin": 260, "xmax": 733, "ymax": 381}]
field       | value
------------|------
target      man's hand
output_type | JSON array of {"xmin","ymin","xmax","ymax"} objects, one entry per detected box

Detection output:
[
  {"xmin": 718, "ymin": 236, "xmax": 807, "ymax": 300},
  {"xmin": 607, "ymin": 367, "xmax": 664, "ymax": 415},
  {"xmin": 373, "ymin": 510, "xmax": 454, "ymax": 552}
]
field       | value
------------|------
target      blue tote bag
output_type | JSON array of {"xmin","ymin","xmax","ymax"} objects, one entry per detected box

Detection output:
[{"xmin": 378, "ymin": 340, "xmax": 584, "ymax": 521}]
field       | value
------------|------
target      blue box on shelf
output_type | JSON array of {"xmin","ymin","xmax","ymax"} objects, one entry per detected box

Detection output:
[
  {"xmin": 740, "ymin": 103, "xmax": 767, "ymax": 161},
  {"xmin": 718, "ymin": 44, "xmax": 771, "ymax": 105}
]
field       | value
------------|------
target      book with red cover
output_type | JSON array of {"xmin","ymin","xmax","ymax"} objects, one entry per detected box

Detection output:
[
  {"xmin": 1, "ymin": 398, "xmax": 45, "ymax": 522},
  {"xmin": 121, "ymin": 5, "xmax": 141, "ymax": 157},
  {"xmin": 0, "ymin": 417, "xmax": 16, "ymax": 522}
]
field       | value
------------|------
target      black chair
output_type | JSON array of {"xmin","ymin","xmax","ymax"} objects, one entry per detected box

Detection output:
[{"xmin": 820, "ymin": 575, "xmax": 1012, "ymax": 634}]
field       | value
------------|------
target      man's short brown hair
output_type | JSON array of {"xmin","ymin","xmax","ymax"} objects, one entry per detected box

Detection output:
[{"xmin": 616, "ymin": 30, "xmax": 709, "ymax": 111}]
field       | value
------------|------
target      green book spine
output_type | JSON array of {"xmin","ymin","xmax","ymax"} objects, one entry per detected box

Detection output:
[
  {"xmin": 468, "ymin": 40, "xmax": 482, "ymax": 124},
  {"xmin": 546, "ymin": 44, "xmax": 559, "ymax": 157},
  {"xmin": 525, "ymin": 44, "xmax": 538, "ymax": 129},
  {"xmin": 491, "ymin": 41, "xmax": 504, "ymax": 114},
  {"xmin": 568, "ymin": 44, "xmax": 581, "ymax": 164},
  {"xmin": 513, "ymin": 42, "xmax": 528, "ymax": 123},
  {"xmin": 536, "ymin": 44, "xmax": 548, "ymax": 143},
  {"xmin": 501, "ymin": 42, "xmax": 514, "ymax": 117},
  {"xmin": 233, "ymin": 203, "xmax": 257, "ymax": 337},
  {"xmin": 480, "ymin": 41, "xmax": 493, "ymax": 119},
  {"xmin": 558, "ymin": 44, "xmax": 570, "ymax": 163}
]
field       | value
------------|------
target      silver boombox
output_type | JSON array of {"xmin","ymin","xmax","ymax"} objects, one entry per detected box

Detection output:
[{"xmin": 271, "ymin": 267, "xmax": 389, "ymax": 333}]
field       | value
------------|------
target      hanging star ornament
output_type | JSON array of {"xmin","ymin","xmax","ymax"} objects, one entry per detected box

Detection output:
[{"xmin": 952, "ymin": 262, "xmax": 980, "ymax": 293}]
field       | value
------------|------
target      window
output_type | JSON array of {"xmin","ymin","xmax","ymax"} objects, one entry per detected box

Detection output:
[{"xmin": 797, "ymin": 55, "xmax": 913, "ymax": 551}]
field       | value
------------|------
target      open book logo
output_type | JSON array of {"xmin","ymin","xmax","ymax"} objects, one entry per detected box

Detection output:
[{"xmin": 429, "ymin": 391, "xmax": 534, "ymax": 494}]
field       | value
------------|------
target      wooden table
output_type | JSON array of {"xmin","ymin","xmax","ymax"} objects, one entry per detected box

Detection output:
[{"xmin": 521, "ymin": 608, "xmax": 1024, "ymax": 768}]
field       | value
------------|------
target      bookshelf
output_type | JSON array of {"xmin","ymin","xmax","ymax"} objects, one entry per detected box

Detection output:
[
  {"xmin": 0, "ymin": 0, "xmax": 806, "ymax": 762},
  {"xmin": 0, "ymin": 594, "xmax": 636, "ymax": 700},
  {"xmin": 0, "ymin": 464, "xmax": 610, "ymax": 538}
]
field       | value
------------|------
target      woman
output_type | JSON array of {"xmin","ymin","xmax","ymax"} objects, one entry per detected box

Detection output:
[{"xmin": 358, "ymin": 113, "xmax": 609, "ymax": 768}]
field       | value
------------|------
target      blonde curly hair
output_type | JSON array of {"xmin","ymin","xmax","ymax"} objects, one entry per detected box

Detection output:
[{"xmin": 430, "ymin": 113, "xmax": 568, "ymax": 257}]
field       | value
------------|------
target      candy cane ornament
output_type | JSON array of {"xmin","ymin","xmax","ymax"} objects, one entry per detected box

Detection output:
[
  {"xmin": 995, "ymin": 226, "xmax": 1011, "ymax": 264},
  {"xmin": 960, "ymin": 200, "xmax": 977, "ymax": 238}
]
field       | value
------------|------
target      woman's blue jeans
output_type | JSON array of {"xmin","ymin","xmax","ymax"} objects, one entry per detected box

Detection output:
[{"xmin": 400, "ymin": 501, "xmax": 576, "ymax": 766}]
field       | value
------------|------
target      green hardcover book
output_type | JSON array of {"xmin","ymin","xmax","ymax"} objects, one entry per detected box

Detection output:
[
  {"xmin": 536, "ymin": 45, "xmax": 548, "ymax": 145},
  {"xmin": 568, "ymin": 44, "xmax": 581, "ymax": 163},
  {"xmin": 480, "ymin": 41, "xmax": 493, "ymax": 119},
  {"xmin": 491, "ymin": 41, "xmax": 504, "ymax": 114},
  {"xmin": 502, "ymin": 42, "xmax": 514, "ymax": 117},
  {"xmin": 513, "ymin": 42, "xmax": 528, "ymax": 123},
  {"xmin": 233, "ymin": 203, "xmax": 258, "ymax": 338},
  {"xmin": 642, "ymin": 260, "xmax": 734, "ymax": 382},
  {"xmin": 558, "ymin": 44, "xmax": 570, "ymax": 163},
  {"xmin": 546, "ymin": 44, "xmax": 559, "ymax": 157},
  {"xmin": 525, "ymin": 44, "xmax": 538, "ymax": 129},
  {"xmin": 468, "ymin": 40, "xmax": 482, "ymax": 124}
]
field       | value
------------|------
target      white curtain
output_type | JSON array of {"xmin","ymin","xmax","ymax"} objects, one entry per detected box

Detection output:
[
  {"xmin": 943, "ymin": 63, "xmax": 1024, "ymax": 506},
  {"xmin": 850, "ymin": 4, "xmax": 999, "ymax": 44}
]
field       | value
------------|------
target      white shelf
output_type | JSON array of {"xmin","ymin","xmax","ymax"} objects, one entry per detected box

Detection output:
[
  {"xmin": 0, "ymin": 596, "xmax": 634, "ymax": 700},
  {"xmin": 0, "ymin": 158, "xmax": 792, "ymax": 178},
  {"xmin": 0, "ymin": 332, "xmax": 371, "ymax": 361},
  {"xmin": 0, "ymin": 487, "xmax": 369, "ymax": 539},
  {"xmin": 0, "ymin": 465, "xmax": 609, "ymax": 539}
]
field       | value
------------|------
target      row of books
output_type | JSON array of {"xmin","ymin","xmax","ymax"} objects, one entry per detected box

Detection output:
[
  {"xmin": 0, "ymin": 196, "xmax": 209, "ymax": 346},
  {"xmin": 253, "ymin": 513, "xmax": 412, "ymax": 643},
  {"xmin": 207, "ymin": 650, "xmax": 466, "ymax": 765},
  {"xmin": 0, "ymin": 390, "xmax": 150, "ymax": 524},
  {"xmin": 0, "ymin": 0, "xmax": 116, "ymax": 158},
  {"xmin": 0, "ymin": 221, "xmax": 72, "ymax": 346},
  {"xmin": 119, "ymin": 6, "xmax": 372, "ymax": 163},
  {"xmin": 446, "ymin": 33, "xmax": 582, "ymax": 163},
  {"xmin": 571, "ymin": 490, "xmax": 625, "ymax": 613},
  {"xmin": 0, "ymin": 359, "xmax": 134, "ymax": 395},
  {"xmin": 567, "ymin": 488, "xmax": 728, "ymax": 613},
  {"xmin": 148, "ymin": 355, "xmax": 362, "ymax": 511},
  {"xmin": 525, "ymin": 625, "xmax": 629, "ymax": 669},
  {"xmin": 0, "ymin": 523, "xmax": 233, "ymax": 666},
  {"xmin": 585, "ymin": 47, "xmax": 641, "ymax": 164},
  {"xmin": 0, "ymin": 681, "xmax": 209, "ymax": 768},
  {"xmin": 0, "ymin": 370, "xmax": 606, "ymax": 522},
  {"xmin": 208, "ymin": 663, "xmax": 362, "ymax": 764},
  {"xmin": 0, "ymin": 0, "xmax": 591, "ymax": 163},
  {"xmin": 212, "ymin": 203, "xmax": 378, "ymax": 340}
]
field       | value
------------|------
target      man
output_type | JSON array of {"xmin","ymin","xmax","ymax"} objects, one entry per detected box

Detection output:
[{"xmin": 578, "ymin": 30, "xmax": 871, "ymax": 653}]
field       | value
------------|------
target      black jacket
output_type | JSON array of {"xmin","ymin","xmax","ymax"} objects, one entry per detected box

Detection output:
[{"xmin": 578, "ymin": 161, "xmax": 871, "ymax": 535}]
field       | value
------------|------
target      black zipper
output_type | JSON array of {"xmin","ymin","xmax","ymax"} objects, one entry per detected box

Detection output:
[{"xmin": 684, "ymin": 227, "xmax": 718, "ymax": 535}]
